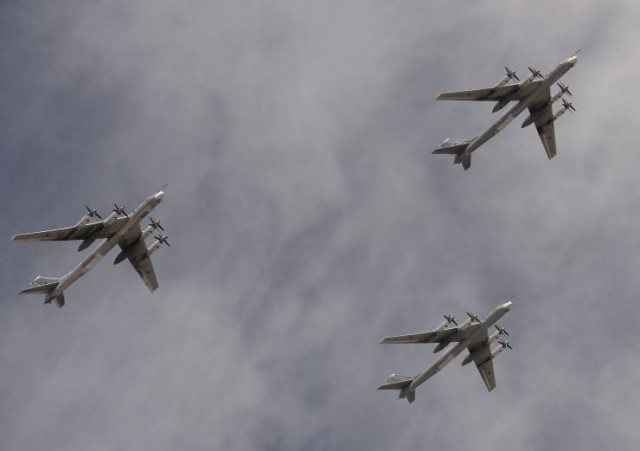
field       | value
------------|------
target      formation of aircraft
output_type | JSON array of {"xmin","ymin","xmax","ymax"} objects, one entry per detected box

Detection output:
[
  {"xmin": 11, "ymin": 189, "xmax": 168, "ymax": 307},
  {"xmin": 378, "ymin": 299, "xmax": 513, "ymax": 403},
  {"xmin": 12, "ymin": 52, "xmax": 578, "ymax": 405},
  {"xmin": 432, "ymin": 53, "xmax": 579, "ymax": 170}
]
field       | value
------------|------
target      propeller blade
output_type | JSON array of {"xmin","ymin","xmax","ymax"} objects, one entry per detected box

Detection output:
[
  {"xmin": 149, "ymin": 217, "xmax": 165, "ymax": 231},
  {"xmin": 557, "ymin": 82, "xmax": 573, "ymax": 97},
  {"xmin": 562, "ymin": 99, "xmax": 576, "ymax": 112},
  {"xmin": 466, "ymin": 312, "xmax": 480, "ymax": 324},
  {"xmin": 528, "ymin": 67, "xmax": 544, "ymax": 79},
  {"xmin": 85, "ymin": 206, "xmax": 103, "ymax": 219},
  {"xmin": 113, "ymin": 204, "xmax": 128, "ymax": 217},
  {"xmin": 155, "ymin": 234, "xmax": 170, "ymax": 247},
  {"xmin": 443, "ymin": 314, "xmax": 458, "ymax": 326},
  {"xmin": 498, "ymin": 340, "xmax": 512, "ymax": 350},
  {"xmin": 505, "ymin": 67, "xmax": 519, "ymax": 81},
  {"xmin": 495, "ymin": 325, "xmax": 509, "ymax": 336}
]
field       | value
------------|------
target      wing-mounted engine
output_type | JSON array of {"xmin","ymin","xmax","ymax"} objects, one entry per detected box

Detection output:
[
  {"xmin": 74, "ymin": 205, "xmax": 103, "ymax": 227},
  {"xmin": 147, "ymin": 234, "xmax": 170, "ymax": 257},
  {"xmin": 548, "ymin": 99, "xmax": 576, "ymax": 124},
  {"xmin": 75, "ymin": 206, "xmax": 104, "ymax": 251},
  {"xmin": 490, "ymin": 340, "xmax": 512, "ymax": 360},
  {"xmin": 493, "ymin": 67, "xmax": 520, "ymax": 88},
  {"xmin": 435, "ymin": 314, "xmax": 458, "ymax": 331},
  {"xmin": 141, "ymin": 217, "xmax": 164, "ymax": 240}
]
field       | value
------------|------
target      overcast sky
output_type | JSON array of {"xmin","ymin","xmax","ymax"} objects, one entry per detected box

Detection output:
[{"xmin": 2, "ymin": 1, "xmax": 640, "ymax": 450}]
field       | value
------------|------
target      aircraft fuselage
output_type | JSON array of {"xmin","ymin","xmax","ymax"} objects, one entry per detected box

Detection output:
[
  {"xmin": 464, "ymin": 56, "xmax": 578, "ymax": 155},
  {"xmin": 50, "ymin": 191, "xmax": 165, "ymax": 296},
  {"xmin": 405, "ymin": 301, "xmax": 512, "ymax": 394}
]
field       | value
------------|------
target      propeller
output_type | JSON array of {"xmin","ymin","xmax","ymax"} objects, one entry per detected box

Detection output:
[
  {"xmin": 85, "ymin": 206, "xmax": 103, "ymax": 220},
  {"xmin": 557, "ymin": 82, "xmax": 572, "ymax": 97},
  {"xmin": 149, "ymin": 217, "xmax": 165, "ymax": 231},
  {"xmin": 505, "ymin": 66, "xmax": 519, "ymax": 82},
  {"xmin": 495, "ymin": 325, "xmax": 509, "ymax": 336},
  {"xmin": 498, "ymin": 340, "xmax": 512, "ymax": 350},
  {"xmin": 528, "ymin": 66, "xmax": 544, "ymax": 79},
  {"xmin": 113, "ymin": 204, "xmax": 128, "ymax": 217},
  {"xmin": 466, "ymin": 312, "xmax": 480, "ymax": 324},
  {"xmin": 443, "ymin": 314, "xmax": 458, "ymax": 326},
  {"xmin": 155, "ymin": 234, "xmax": 170, "ymax": 248},
  {"xmin": 562, "ymin": 99, "xmax": 576, "ymax": 112}
]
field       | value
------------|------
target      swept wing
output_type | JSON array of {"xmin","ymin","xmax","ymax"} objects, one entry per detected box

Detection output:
[
  {"xmin": 117, "ymin": 224, "xmax": 159, "ymax": 292},
  {"xmin": 436, "ymin": 80, "xmax": 542, "ymax": 102},
  {"xmin": 380, "ymin": 323, "xmax": 480, "ymax": 344},
  {"xmin": 465, "ymin": 329, "xmax": 496, "ymax": 391},
  {"xmin": 527, "ymin": 89, "xmax": 557, "ymax": 159},
  {"xmin": 11, "ymin": 217, "xmax": 129, "ymax": 242}
]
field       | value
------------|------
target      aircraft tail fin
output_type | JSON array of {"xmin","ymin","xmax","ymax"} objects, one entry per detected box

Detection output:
[
  {"xmin": 432, "ymin": 138, "xmax": 473, "ymax": 170},
  {"xmin": 378, "ymin": 374, "xmax": 416, "ymax": 403},
  {"xmin": 19, "ymin": 276, "xmax": 65, "ymax": 308}
]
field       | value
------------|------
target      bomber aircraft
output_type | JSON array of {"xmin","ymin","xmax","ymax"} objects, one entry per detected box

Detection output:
[
  {"xmin": 11, "ymin": 189, "xmax": 168, "ymax": 307},
  {"xmin": 432, "ymin": 53, "xmax": 579, "ymax": 170},
  {"xmin": 378, "ymin": 299, "xmax": 513, "ymax": 403}
]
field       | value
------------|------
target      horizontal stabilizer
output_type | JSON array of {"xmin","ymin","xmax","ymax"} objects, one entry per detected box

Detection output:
[
  {"xmin": 20, "ymin": 281, "xmax": 59, "ymax": 295},
  {"xmin": 378, "ymin": 374, "xmax": 413, "ymax": 391},
  {"xmin": 432, "ymin": 138, "xmax": 473, "ymax": 171},
  {"xmin": 432, "ymin": 140, "xmax": 470, "ymax": 155},
  {"xmin": 20, "ymin": 276, "xmax": 60, "ymax": 295}
]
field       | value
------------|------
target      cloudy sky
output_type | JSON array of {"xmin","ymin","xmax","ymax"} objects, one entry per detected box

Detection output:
[{"xmin": 2, "ymin": 1, "xmax": 640, "ymax": 449}]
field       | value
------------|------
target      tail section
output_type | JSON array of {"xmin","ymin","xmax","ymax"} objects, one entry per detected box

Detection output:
[
  {"xmin": 432, "ymin": 138, "xmax": 473, "ymax": 170},
  {"xmin": 378, "ymin": 374, "xmax": 416, "ymax": 403},
  {"xmin": 19, "ymin": 276, "xmax": 65, "ymax": 308}
]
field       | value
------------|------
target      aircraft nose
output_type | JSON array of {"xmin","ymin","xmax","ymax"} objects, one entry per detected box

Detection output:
[
  {"xmin": 154, "ymin": 191, "xmax": 165, "ymax": 201},
  {"xmin": 568, "ymin": 55, "xmax": 578, "ymax": 66}
]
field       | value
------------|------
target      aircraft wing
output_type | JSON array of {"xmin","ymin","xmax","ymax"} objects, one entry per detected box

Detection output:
[
  {"xmin": 11, "ymin": 217, "xmax": 129, "ymax": 242},
  {"xmin": 436, "ymin": 80, "xmax": 542, "ymax": 102},
  {"xmin": 117, "ymin": 225, "xmax": 158, "ymax": 292},
  {"xmin": 465, "ymin": 329, "xmax": 496, "ymax": 392},
  {"xmin": 380, "ymin": 324, "xmax": 480, "ymax": 344},
  {"xmin": 528, "ymin": 90, "xmax": 557, "ymax": 159}
]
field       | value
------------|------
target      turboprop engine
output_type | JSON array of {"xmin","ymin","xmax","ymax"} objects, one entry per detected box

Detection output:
[
  {"xmin": 147, "ymin": 234, "xmax": 170, "ymax": 257},
  {"xmin": 76, "ymin": 206, "xmax": 104, "ymax": 251},
  {"xmin": 491, "ymin": 340, "xmax": 512, "ymax": 359},
  {"xmin": 493, "ymin": 67, "xmax": 520, "ymax": 88},
  {"xmin": 435, "ymin": 314, "xmax": 458, "ymax": 331}
]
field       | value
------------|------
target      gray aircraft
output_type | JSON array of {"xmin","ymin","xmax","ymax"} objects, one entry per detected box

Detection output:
[
  {"xmin": 432, "ymin": 53, "xmax": 579, "ymax": 170},
  {"xmin": 378, "ymin": 299, "xmax": 513, "ymax": 403},
  {"xmin": 11, "ymin": 189, "xmax": 168, "ymax": 307}
]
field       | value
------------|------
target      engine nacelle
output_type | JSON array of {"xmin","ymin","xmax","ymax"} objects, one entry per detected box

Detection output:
[
  {"xmin": 147, "ymin": 240, "xmax": 162, "ymax": 257},
  {"xmin": 490, "ymin": 344, "xmax": 508, "ymax": 359},
  {"xmin": 74, "ymin": 214, "xmax": 93, "ymax": 227},
  {"xmin": 141, "ymin": 225, "xmax": 154, "ymax": 241},
  {"xmin": 102, "ymin": 211, "xmax": 121, "ymax": 228}
]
